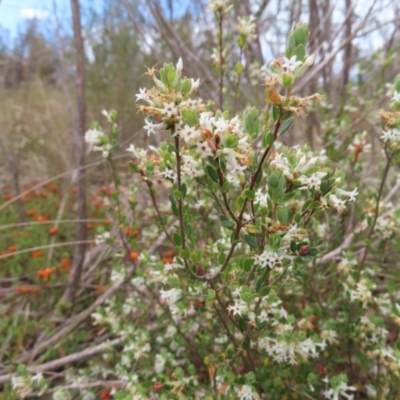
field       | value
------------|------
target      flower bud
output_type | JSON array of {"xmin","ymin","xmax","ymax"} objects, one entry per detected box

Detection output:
[{"xmin": 281, "ymin": 72, "xmax": 294, "ymax": 88}]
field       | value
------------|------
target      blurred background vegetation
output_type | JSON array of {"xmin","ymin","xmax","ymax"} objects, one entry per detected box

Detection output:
[{"xmin": 0, "ymin": 0, "xmax": 399, "ymax": 396}]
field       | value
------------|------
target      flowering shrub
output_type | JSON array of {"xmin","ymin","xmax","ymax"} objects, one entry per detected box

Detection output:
[{"xmin": 6, "ymin": 10, "xmax": 400, "ymax": 400}]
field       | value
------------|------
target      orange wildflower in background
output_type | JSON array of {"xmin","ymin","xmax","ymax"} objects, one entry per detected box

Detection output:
[
  {"xmin": 35, "ymin": 215, "xmax": 49, "ymax": 222},
  {"xmin": 49, "ymin": 184, "xmax": 58, "ymax": 193},
  {"xmin": 99, "ymin": 389, "xmax": 111, "ymax": 400},
  {"xmin": 31, "ymin": 251, "xmax": 44, "ymax": 258},
  {"xmin": 129, "ymin": 251, "xmax": 139, "ymax": 261},
  {"xmin": 26, "ymin": 210, "xmax": 37, "ymax": 217},
  {"xmin": 161, "ymin": 250, "xmax": 175, "ymax": 265},
  {"xmin": 104, "ymin": 219, "xmax": 111, "ymax": 226},
  {"xmin": 16, "ymin": 286, "xmax": 41, "ymax": 296},
  {"xmin": 3, "ymin": 193, "xmax": 12, "ymax": 200},
  {"xmin": 36, "ymin": 267, "xmax": 56, "ymax": 281},
  {"xmin": 125, "ymin": 227, "xmax": 140, "ymax": 237},
  {"xmin": 59, "ymin": 258, "xmax": 72, "ymax": 272},
  {"xmin": 95, "ymin": 285, "xmax": 105, "ymax": 295},
  {"xmin": 48, "ymin": 226, "xmax": 58, "ymax": 236},
  {"xmin": 7, "ymin": 245, "xmax": 17, "ymax": 253}
]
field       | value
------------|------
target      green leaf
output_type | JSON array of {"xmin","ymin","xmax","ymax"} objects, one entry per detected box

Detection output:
[
  {"xmin": 262, "ymin": 130, "xmax": 275, "ymax": 148},
  {"xmin": 272, "ymin": 104, "xmax": 279, "ymax": 122},
  {"xmin": 167, "ymin": 68, "xmax": 176, "ymax": 84},
  {"xmin": 221, "ymin": 220, "xmax": 235, "ymax": 229},
  {"xmin": 286, "ymin": 34, "xmax": 296, "ymax": 58},
  {"xmin": 235, "ymin": 62, "xmax": 244, "ymax": 74},
  {"xmin": 245, "ymin": 108, "xmax": 259, "ymax": 138},
  {"xmin": 173, "ymin": 232, "xmax": 182, "ymax": 246},
  {"xmin": 181, "ymin": 109, "xmax": 199, "ymax": 127},
  {"xmin": 179, "ymin": 249, "xmax": 189, "ymax": 258},
  {"xmin": 160, "ymin": 68, "xmax": 168, "ymax": 86},
  {"xmin": 128, "ymin": 161, "xmax": 139, "ymax": 173},
  {"xmin": 308, "ymin": 201, "xmax": 321, "ymax": 210},
  {"xmin": 207, "ymin": 289, "xmax": 216, "ymax": 300},
  {"xmin": 243, "ymin": 189, "xmax": 255, "ymax": 200},
  {"xmin": 181, "ymin": 183, "xmax": 187, "ymax": 199},
  {"xmin": 258, "ymin": 286, "xmax": 271, "ymax": 297},
  {"xmin": 277, "ymin": 207, "xmax": 289, "ymax": 225},
  {"xmin": 173, "ymin": 190, "xmax": 183, "ymax": 199},
  {"xmin": 278, "ymin": 117, "xmax": 294, "ymax": 136},
  {"xmin": 293, "ymin": 44, "xmax": 306, "ymax": 61},
  {"xmin": 301, "ymin": 198, "xmax": 312, "ymax": 212},
  {"xmin": 244, "ymin": 234, "xmax": 258, "ymax": 248},
  {"xmin": 206, "ymin": 165, "xmax": 219, "ymax": 183},
  {"xmin": 268, "ymin": 174, "xmax": 279, "ymax": 188}
]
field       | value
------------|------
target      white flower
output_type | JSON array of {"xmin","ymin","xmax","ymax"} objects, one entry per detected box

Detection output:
[
  {"xmin": 177, "ymin": 124, "xmax": 201, "ymax": 144},
  {"xmin": 228, "ymin": 299, "xmax": 248, "ymax": 317},
  {"xmin": 160, "ymin": 288, "xmax": 182, "ymax": 305},
  {"xmin": 135, "ymin": 88, "xmax": 153, "ymax": 104},
  {"xmin": 254, "ymin": 250, "xmax": 282, "ymax": 269},
  {"xmin": 238, "ymin": 15, "xmax": 257, "ymax": 41},
  {"xmin": 160, "ymin": 102, "xmax": 178, "ymax": 118},
  {"xmin": 176, "ymin": 57, "xmax": 183, "ymax": 76},
  {"xmin": 196, "ymin": 140, "xmax": 215, "ymax": 158},
  {"xmin": 335, "ymin": 187, "xmax": 359, "ymax": 202},
  {"xmin": 381, "ymin": 128, "xmax": 400, "ymax": 142},
  {"xmin": 143, "ymin": 119, "xmax": 167, "ymax": 136},
  {"xmin": 102, "ymin": 109, "xmax": 112, "ymax": 122},
  {"xmin": 323, "ymin": 381, "xmax": 357, "ymax": 400},
  {"xmin": 391, "ymin": 91, "xmax": 400, "ymax": 103},
  {"xmin": 209, "ymin": 0, "xmax": 230, "ymax": 11},
  {"xmin": 85, "ymin": 129, "xmax": 104, "ymax": 146},
  {"xmin": 236, "ymin": 384, "xmax": 259, "ymax": 400},
  {"xmin": 126, "ymin": 144, "xmax": 140, "ymax": 158},
  {"xmin": 95, "ymin": 231, "xmax": 111, "ymax": 245},
  {"xmin": 282, "ymin": 55, "xmax": 303, "ymax": 72}
]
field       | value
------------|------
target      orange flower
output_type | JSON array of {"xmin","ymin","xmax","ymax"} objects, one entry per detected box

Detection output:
[
  {"xmin": 95, "ymin": 285, "xmax": 105, "ymax": 295},
  {"xmin": 31, "ymin": 251, "xmax": 44, "ymax": 258},
  {"xmin": 48, "ymin": 226, "xmax": 58, "ymax": 236},
  {"xmin": 129, "ymin": 251, "xmax": 139, "ymax": 261},
  {"xmin": 125, "ymin": 227, "xmax": 140, "ymax": 237},
  {"xmin": 103, "ymin": 219, "xmax": 112, "ymax": 226},
  {"xmin": 36, "ymin": 267, "xmax": 56, "ymax": 281},
  {"xmin": 26, "ymin": 210, "xmax": 36, "ymax": 217},
  {"xmin": 59, "ymin": 258, "xmax": 72, "ymax": 272},
  {"xmin": 7, "ymin": 245, "xmax": 17, "ymax": 253},
  {"xmin": 99, "ymin": 389, "xmax": 111, "ymax": 400},
  {"xmin": 16, "ymin": 286, "xmax": 41, "ymax": 296},
  {"xmin": 35, "ymin": 215, "xmax": 49, "ymax": 222},
  {"xmin": 3, "ymin": 193, "xmax": 12, "ymax": 200},
  {"xmin": 49, "ymin": 184, "xmax": 58, "ymax": 193}
]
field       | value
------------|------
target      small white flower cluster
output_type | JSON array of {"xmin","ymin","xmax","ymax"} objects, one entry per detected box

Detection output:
[
  {"xmin": 11, "ymin": 372, "xmax": 45, "ymax": 399},
  {"xmin": 323, "ymin": 376, "xmax": 356, "ymax": 400},
  {"xmin": 346, "ymin": 278, "xmax": 375, "ymax": 307},
  {"xmin": 209, "ymin": 0, "xmax": 231, "ymax": 12},
  {"xmin": 235, "ymin": 384, "xmax": 260, "ymax": 400},
  {"xmin": 258, "ymin": 334, "xmax": 323, "ymax": 364},
  {"xmin": 160, "ymin": 287, "xmax": 182, "ymax": 314},
  {"xmin": 261, "ymin": 54, "xmax": 315, "ymax": 88},
  {"xmin": 381, "ymin": 127, "xmax": 400, "ymax": 144},
  {"xmin": 271, "ymin": 146, "xmax": 358, "ymax": 214},
  {"xmin": 348, "ymin": 131, "xmax": 371, "ymax": 158},
  {"xmin": 85, "ymin": 128, "xmax": 112, "ymax": 158},
  {"xmin": 391, "ymin": 90, "xmax": 400, "ymax": 104},
  {"xmin": 237, "ymin": 15, "xmax": 257, "ymax": 42},
  {"xmin": 253, "ymin": 250, "xmax": 282, "ymax": 269},
  {"xmin": 94, "ymin": 231, "xmax": 111, "ymax": 245}
]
